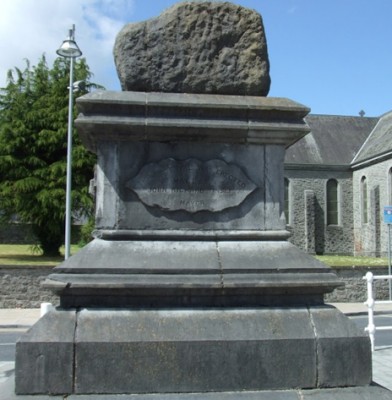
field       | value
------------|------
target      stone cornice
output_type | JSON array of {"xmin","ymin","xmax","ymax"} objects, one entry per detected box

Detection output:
[{"xmin": 75, "ymin": 91, "xmax": 310, "ymax": 152}]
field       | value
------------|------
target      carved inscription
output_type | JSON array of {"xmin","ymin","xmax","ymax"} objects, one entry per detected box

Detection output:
[{"xmin": 127, "ymin": 158, "xmax": 257, "ymax": 213}]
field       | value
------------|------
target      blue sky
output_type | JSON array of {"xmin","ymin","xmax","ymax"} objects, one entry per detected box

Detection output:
[{"xmin": 1, "ymin": 0, "xmax": 392, "ymax": 117}]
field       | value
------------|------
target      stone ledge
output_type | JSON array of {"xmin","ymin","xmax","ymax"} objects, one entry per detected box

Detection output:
[
  {"xmin": 42, "ymin": 239, "xmax": 342, "ymax": 308},
  {"xmin": 75, "ymin": 92, "xmax": 310, "ymax": 152}
]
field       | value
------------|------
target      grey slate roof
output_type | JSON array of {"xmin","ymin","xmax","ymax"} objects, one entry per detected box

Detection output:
[
  {"xmin": 284, "ymin": 114, "xmax": 378, "ymax": 166},
  {"xmin": 352, "ymin": 111, "xmax": 392, "ymax": 165}
]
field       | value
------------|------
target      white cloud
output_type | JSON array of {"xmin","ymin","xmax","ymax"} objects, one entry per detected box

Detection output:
[{"xmin": 0, "ymin": 0, "xmax": 136, "ymax": 90}]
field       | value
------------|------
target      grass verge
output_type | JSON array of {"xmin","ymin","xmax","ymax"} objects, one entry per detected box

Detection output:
[
  {"xmin": 315, "ymin": 255, "xmax": 388, "ymax": 268},
  {"xmin": 0, "ymin": 244, "xmax": 80, "ymax": 267},
  {"xmin": 0, "ymin": 244, "xmax": 389, "ymax": 269}
]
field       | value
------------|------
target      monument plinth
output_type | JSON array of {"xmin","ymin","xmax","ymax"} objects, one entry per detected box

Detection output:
[
  {"xmin": 15, "ymin": 91, "xmax": 373, "ymax": 397},
  {"xmin": 15, "ymin": 2, "xmax": 388, "ymax": 398},
  {"xmin": 41, "ymin": 92, "xmax": 341, "ymax": 310}
]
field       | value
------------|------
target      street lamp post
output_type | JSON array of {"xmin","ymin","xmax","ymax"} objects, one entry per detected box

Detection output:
[{"xmin": 56, "ymin": 25, "xmax": 82, "ymax": 260}]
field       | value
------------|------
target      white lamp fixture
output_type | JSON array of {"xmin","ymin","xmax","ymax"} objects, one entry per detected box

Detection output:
[
  {"xmin": 56, "ymin": 26, "xmax": 82, "ymax": 58},
  {"xmin": 56, "ymin": 24, "xmax": 82, "ymax": 260}
]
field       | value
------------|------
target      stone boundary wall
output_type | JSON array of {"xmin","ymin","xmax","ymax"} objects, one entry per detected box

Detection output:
[
  {"xmin": 0, "ymin": 223, "xmax": 83, "ymax": 245},
  {"xmin": 0, "ymin": 224, "xmax": 35, "ymax": 244},
  {"xmin": 0, "ymin": 266, "xmax": 390, "ymax": 308},
  {"xmin": 324, "ymin": 267, "xmax": 390, "ymax": 303},
  {"xmin": 0, "ymin": 267, "xmax": 58, "ymax": 308}
]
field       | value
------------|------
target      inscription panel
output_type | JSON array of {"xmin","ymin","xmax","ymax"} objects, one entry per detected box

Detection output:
[{"xmin": 127, "ymin": 158, "xmax": 257, "ymax": 213}]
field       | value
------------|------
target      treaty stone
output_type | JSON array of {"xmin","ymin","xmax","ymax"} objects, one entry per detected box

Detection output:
[
  {"xmin": 113, "ymin": 1, "xmax": 271, "ymax": 95},
  {"xmin": 15, "ymin": 2, "xmax": 382, "ymax": 398}
]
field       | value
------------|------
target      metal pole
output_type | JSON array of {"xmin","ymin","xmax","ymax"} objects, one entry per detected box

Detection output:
[
  {"xmin": 56, "ymin": 24, "xmax": 81, "ymax": 260},
  {"xmin": 388, "ymin": 224, "xmax": 392, "ymax": 300},
  {"xmin": 364, "ymin": 272, "xmax": 376, "ymax": 351},
  {"xmin": 65, "ymin": 56, "xmax": 75, "ymax": 260}
]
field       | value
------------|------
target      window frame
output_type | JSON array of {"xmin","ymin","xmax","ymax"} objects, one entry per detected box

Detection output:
[
  {"xmin": 284, "ymin": 177, "xmax": 291, "ymax": 225},
  {"xmin": 361, "ymin": 176, "xmax": 368, "ymax": 224},
  {"xmin": 388, "ymin": 167, "xmax": 392, "ymax": 205},
  {"xmin": 326, "ymin": 178, "xmax": 339, "ymax": 226}
]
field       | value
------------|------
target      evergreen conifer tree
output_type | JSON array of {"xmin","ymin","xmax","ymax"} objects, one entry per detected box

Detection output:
[{"xmin": 0, "ymin": 55, "xmax": 100, "ymax": 256}]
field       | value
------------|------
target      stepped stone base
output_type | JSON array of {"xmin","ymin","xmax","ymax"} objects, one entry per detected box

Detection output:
[
  {"xmin": 16, "ymin": 306, "xmax": 371, "ymax": 395},
  {"xmin": 42, "ymin": 238, "xmax": 342, "ymax": 308}
]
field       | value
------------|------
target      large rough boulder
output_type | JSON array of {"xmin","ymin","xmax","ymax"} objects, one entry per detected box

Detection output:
[{"xmin": 113, "ymin": 1, "xmax": 270, "ymax": 96}]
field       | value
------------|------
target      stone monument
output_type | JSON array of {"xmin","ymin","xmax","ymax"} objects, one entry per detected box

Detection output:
[{"xmin": 15, "ymin": 2, "xmax": 392, "ymax": 398}]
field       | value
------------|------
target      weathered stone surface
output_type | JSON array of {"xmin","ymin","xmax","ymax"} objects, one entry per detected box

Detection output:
[
  {"xmin": 44, "ymin": 239, "xmax": 342, "ymax": 308},
  {"xmin": 14, "ymin": 307, "xmax": 371, "ymax": 395},
  {"xmin": 15, "ymin": 310, "xmax": 76, "ymax": 395},
  {"xmin": 309, "ymin": 306, "xmax": 372, "ymax": 387},
  {"xmin": 113, "ymin": 1, "xmax": 270, "ymax": 95},
  {"xmin": 127, "ymin": 158, "xmax": 257, "ymax": 213},
  {"xmin": 74, "ymin": 308, "xmax": 316, "ymax": 393},
  {"xmin": 75, "ymin": 92, "xmax": 310, "ymax": 233}
]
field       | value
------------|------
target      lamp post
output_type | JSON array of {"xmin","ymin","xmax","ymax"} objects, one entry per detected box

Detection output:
[{"xmin": 56, "ymin": 25, "xmax": 82, "ymax": 260}]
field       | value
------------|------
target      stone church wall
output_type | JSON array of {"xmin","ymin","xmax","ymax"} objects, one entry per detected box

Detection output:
[
  {"xmin": 353, "ymin": 159, "xmax": 392, "ymax": 257},
  {"xmin": 284, "ymin": 167, "xmax": 354, "ymax": 255}
]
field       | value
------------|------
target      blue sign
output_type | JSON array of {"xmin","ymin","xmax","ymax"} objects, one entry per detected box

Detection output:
[{"xmin": 384, "ymin": 206, "xmax": 392, "ymax": 224}]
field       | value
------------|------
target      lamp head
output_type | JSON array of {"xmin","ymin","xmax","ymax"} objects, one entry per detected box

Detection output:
[
  {"xmin": 72, "ymin": 80, "xmax": 86, "ymax": 92},
  {"xmin": 56, "ymin": 25, "xmax": 82, "ymax": 58}
]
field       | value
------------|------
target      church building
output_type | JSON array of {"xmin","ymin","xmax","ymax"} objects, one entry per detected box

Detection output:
[{"xmin": 284, "ymin": 111, "xmax": 392, "ymax": 257}]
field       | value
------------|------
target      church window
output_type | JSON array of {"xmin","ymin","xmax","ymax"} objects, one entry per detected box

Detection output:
[
  {"xmin": 361, "ymin": 176, "xmax": 368, "ymax": 224},
  {"xmin": 284, "ymin": 178, "xmax": 290, "ymax": 224},
  {"xmin": 327, "ymin": 179, "xmax": 339, "ymax": 225}
]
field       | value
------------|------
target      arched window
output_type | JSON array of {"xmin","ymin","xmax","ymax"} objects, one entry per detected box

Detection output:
[
  {"xmin": 326, "ymin": 179, "xmax": 338, "ymax": 225},
  {"xmin": 361, "ymin": 176, "xmax": 368, "ymax": 224},
  {"xmin": 284, "ymin": 178, "xmax": 290, "ymax": 224}
]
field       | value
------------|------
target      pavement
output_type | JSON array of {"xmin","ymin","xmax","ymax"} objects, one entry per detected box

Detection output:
[
  {"xmin": 0, "ymin": 302, "xmax": 387, "ymax": 328},
  {"xmin": 0, "ymin": 302, "xmax": 383, "ymax": 329},
  {"xmin": 0, "ymin": 303, "xmax": 392, "ymax": 398},
  {"xmin": 0, "ymin": 308, "xmax": 41, "ymax": 329}
]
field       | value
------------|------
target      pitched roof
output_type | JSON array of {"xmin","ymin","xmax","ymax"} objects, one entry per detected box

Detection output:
[
  {"xmin": 284, "ymin": 114, "xmax": 378, "ymax": 166},
  {"xmin": 352, "ymin": 111, "xmax": 392, "ymax": 165}
]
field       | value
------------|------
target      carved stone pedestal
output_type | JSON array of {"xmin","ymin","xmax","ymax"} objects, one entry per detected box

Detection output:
[{"xmin": 14, "ymin": 92, "xmax": 388, "ymax": 398}]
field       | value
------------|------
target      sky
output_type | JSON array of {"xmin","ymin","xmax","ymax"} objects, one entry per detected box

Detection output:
[{"xmin": 1, "ymin": 0, "xmax": 392, "ymax": 117}]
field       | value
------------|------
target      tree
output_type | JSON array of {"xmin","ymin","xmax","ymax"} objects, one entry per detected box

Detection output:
[{"xmin": 0, "ymin": 55, "xmax": 100, "ymax": 256}]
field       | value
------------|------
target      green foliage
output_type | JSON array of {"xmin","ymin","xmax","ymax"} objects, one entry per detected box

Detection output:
[
  {"xmin": 79, "ymin": 217, "xmax": 96, "ymax": 247},
  {"xmin": 0, "ymin": 55, "xmax": 100, "ymax": 256}
]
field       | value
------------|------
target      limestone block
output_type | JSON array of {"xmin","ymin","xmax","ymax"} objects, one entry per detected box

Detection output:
[
  {"xmin": 114, "ymin": 1, "xmax": 270, "ymax": 95},
  {"xmin": 15, "ymin": 310, "xmax": 76, "ymax": 395},
  {"xmin": 74, "ymin": 308, "xmax": 316, "ymax": 393}
]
